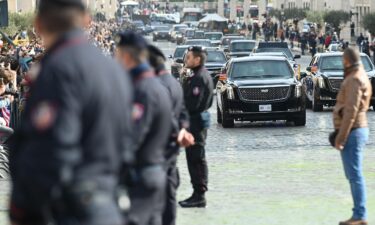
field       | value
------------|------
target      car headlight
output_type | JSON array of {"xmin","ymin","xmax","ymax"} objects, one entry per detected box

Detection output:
[
  {"xmin": 227, "ymin": 85, "xmax": 235, "ymax": 99},
  {"xmin": 317, "ymin": 77, "xmax": 325, "ymax": 88},
  {"xmin": 155, "ymin": 32, "xmax": 158, "ymax": 35},
  {"xmin": 295, "ymin": 84, "xmax": 302, "ymax": 98}
]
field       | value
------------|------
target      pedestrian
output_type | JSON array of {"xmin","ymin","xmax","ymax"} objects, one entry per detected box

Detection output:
[
  {"xmin": 300, "ymin": 33, "xmax": 307, "ymax": 55},
  {"xmin": 310, "ymin": 37, "xmax": 317, "ymax": 57},
  {"xmin": 361, "ymin": 38, "xmax": 370, "ymax": 57},
  {"xmin": 178, "ymin": 46, "xmax": 214, "ymax": 208},
  {"xmin": 147, "ymin": 44, "xmax": 195, "ymax": 225},
  {"xmin": 9, "ymin": 0, "xmax": 133, "ymax": 224},
  {"xmin": 115, "ymin": 31, "xmax": 173, "ymax": 225},
  {"xmin": 333, "ymin": 48, "xmax": 372, "ymax": 225},
  {"xmin": 357, "ymin": 33, "xmax": 364, "ymax": 51}
]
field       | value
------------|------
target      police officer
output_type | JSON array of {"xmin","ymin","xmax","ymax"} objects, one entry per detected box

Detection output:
[
  {"xmin": 115, "ymin": 32, "xmax": 172, "ymax": 225},
  {"xmin": 147, "ymin": 44, "xmax": 195, "ymax": 225},
  {"xmin": 9, "ymin": 1, "xmax": 133, "ymax": 225},
  {"xmin": 179, "ymin": 46, "xmax": 214, "ymax": 208}
]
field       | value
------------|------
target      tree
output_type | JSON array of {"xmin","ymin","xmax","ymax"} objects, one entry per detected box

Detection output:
[
  {"xmin": 323, "ymin": 10, "xmax": 350, "ymax": 37},
  {"xmin": 2, "ymin": 12, "xmax": 34, "ymax": 37},
  {"xmin": 306, "ymin": 11, "xmax": 324, "ymax": 30},
  {"xmin": 269, "ymin": 8, "xmax": 306, "ymax": 26},
  {"xmin": 362, "ymin": 13, "xmax": 375, "ymax": 36}
]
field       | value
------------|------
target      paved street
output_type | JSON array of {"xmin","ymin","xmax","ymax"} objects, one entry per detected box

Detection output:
[{"xmin": 0, "ymin": 40, "xmax": 374, "ymax": 225}]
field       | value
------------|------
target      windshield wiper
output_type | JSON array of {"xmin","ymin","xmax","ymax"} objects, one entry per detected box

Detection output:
[{"xmin": 234, "ymin": 76, "xmax": 262, "ymax": 79}]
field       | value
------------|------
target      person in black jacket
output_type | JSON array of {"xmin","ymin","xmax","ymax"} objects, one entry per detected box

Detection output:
[
  {"xmin": 9, "ymin": 1, "xmax": 133, "ymax": 224},
  {"xmin": 147, "ymin": 44, "xmax": 195, "ymax": 225},
  {"xmin": 179, "ymin": 46, "xmax": 214, "ymax": 208},
  {"xmin": 115, "ymin": 32, "xmax": 173, "ymax": 225}
]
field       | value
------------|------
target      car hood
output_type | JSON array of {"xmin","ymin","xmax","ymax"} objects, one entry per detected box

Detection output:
[
  {"xmin": 206, "ymin": 63, "xmax": 226, "ymax": 68},
  {"xmin": 230, "ymin": 78, "xmax": 296, "ymax": 87},
  {"xmin": 320, "ymin": 71, "xmax": 344, "ymax": 78}
]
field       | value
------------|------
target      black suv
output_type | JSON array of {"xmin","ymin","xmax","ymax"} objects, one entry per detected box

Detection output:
[
  {"xmin": 228, "ymin": 40, "xmax": 256, "ymax": 58},
  {"xmin": 152, "ymin": 25, "xmax": 171, "ymax": 41},
  {"xmin": 169, "ymin": 45, "xmax": 189, "ymax": 78},
  {"xmin": 216, "ymin": 56, "xmax": 306, "ymax": 128},
  {"xmin": 301, "ymin": 52, "xmax": 375, "ymax": 111}
]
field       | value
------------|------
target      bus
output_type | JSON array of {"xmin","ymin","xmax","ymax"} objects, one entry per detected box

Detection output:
[
  {"xmin": 249, "ymin": 5, "xmax": 259, "ymax": 19},
  {"xmin": 182, "ymin": 8, "xmax": 204, "ymax": 27}
]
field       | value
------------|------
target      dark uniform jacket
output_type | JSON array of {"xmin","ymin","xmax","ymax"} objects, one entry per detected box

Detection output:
[
  {"xmin": 181, "ymin": 66, "xmax": 214, "ymax": 130},
  {"xmin": 10, "ymin": 30, "xmax": 133, "ymax": 210},
  {"xmin": 158, "ymin": 68, "xmax": 189, "ymax": 162},
  {"xmin": 131, "ymin": 64, "xmax": 172, "ymax": 167}
]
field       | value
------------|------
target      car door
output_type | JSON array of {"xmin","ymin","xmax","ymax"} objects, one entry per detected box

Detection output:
[
  {"xmin": 305, "ymin": 56, "xmax": 319, "ymax": 100},
  {"xmin": 217, "ymin": 62, "xmax": 230, "ymax": 111}
]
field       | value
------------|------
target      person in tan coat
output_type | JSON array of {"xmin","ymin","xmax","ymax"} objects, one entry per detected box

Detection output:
[{"xmin": 333, "ymin": 48, "xmax": 372, "ymax": 225}]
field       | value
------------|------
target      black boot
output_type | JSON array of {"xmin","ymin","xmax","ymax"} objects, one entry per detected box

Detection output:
[{"xmin": 178, "ymin": 192, "xmax": 206, "ymax": 208}]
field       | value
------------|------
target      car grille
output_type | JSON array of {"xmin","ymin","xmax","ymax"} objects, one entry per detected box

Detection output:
[
  {"xmin": 328, "ymin": 78, "xmax": 343, "ymax": 91},
  {"xmin": 238, "ymin": 86, "xmax": 290, "ymax": 102}
]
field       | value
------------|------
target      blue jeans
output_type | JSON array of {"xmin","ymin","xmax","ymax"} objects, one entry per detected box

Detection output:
[{"xmin": 341, "ymin": 128, "xmax": 369, "ymax": 220}]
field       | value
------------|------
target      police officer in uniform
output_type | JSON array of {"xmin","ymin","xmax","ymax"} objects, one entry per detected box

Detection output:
[
  {"xmin": 147, "ymin": 45, "xmax": 195, "ymax": 225},
  {"xmin": 179, "ymin": 46, "xmax": 214, "ymax": 208},
  {"xmin": 115, "ymin": 32, "xmax": 172, "ymax": 225},
  {"xmin": 9, "ymin": 0, "xmax": 133, "ymax": 224}
]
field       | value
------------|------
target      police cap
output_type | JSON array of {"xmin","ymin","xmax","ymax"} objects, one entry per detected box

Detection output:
[
  {"xmin": 38, "ymin": 0, "xmax": 86, "ymax": 11},
  {"xmin": 147, "ymin": 44, "xmax": 166, "ymax": 61},
  {"xmin": 115, "ymin": 31, "xmax": 148, "ymax": 50}
]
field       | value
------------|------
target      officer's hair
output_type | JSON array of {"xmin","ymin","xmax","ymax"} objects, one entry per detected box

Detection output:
[
  {"xmin": 37, "ymin": 2, "xmax": 86, "ymax": 33},
  {"xmin": 189, "ymin": 50, "xmax": 207, "ymax": 66},
  {"xmin": 119, "ymin": 46, "xmax": 148, "ymax": 64},
  {"xmin": 148, "ymin": 53, "xmax": 165, "ymax": 73}
]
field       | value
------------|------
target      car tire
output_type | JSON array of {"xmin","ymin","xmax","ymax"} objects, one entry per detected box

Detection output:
[
  {"xmin": 294, "ymin": 110, "xmax": 306, "ymax": 126},
  {"xmin": 217, "ymin": 105, "xmax": 222, "ymax": 124},
  {"xmin": 312, "ymin": 88, "xmax": 323, "ymax": 112},
  {"xmin": 221, "ymin": 101, "xmax": 234, "ymax": 128}
]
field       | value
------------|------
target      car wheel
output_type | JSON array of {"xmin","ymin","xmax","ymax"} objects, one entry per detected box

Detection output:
[
  {"xmin": 294, "ymin": 110, "xmax": 306, "ymax": 126},
  {"xmin": 312, "ymin": 88, "xmax": 323, "ymax": 112},
  {"xmin": 217, "ymin": 105, "xmax": 222, "ymax": 124},
  {"xmin": 221, "ymin": 102, "xmax": 234, "ymax": 128}
]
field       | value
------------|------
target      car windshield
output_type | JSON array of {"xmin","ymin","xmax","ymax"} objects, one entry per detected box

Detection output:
[
  {"xmin": 207, "ymin": 52, "xmax": 226, "ymax": 63},
  {"xmin": 155, "ymin": 26, "xmax": 169, "ymax": 31},
  {"xmin": 320, "ymin": 56, "xmax": 373, "ymax": 72},
  {"xmin": 205, "ymin": 33, "xmax": 223, "ymax": 40},
  {"xmin": 222, "ymin": 37, "xmax": 244, "ymax": 46},
  {"xmin": 194, "ymin": 32, "xmax": 205, "ymax": 38},
  {"xmin": 133, "ymin": 21, "xmax": 144, "ymax": 27},
  {"xmin": 174, "ymin": 48, "xmax": 187, "ymax": 58},
  {"xmin": 255, "ymin": 48, "xmax": 294, "ymax": 60},
  {"xmin": 231, "ymin": 42, "xmax": 256, "ymax": 52},
  {"xmin": 185, "ymin": 30, "xmax": 195, "ymax": 37},
  {"xmin": 231, "ymin": 60, "xmax": 293, "ymax": 79},
  {"xmin": 185, "ymin": 41, "xmax": 211, "ymax": 47},
  {"xmin": 174, "ymin": 26, "xmax": 187, "ymax": 31}
]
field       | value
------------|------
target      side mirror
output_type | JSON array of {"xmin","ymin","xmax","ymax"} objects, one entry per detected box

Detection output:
[
  {"xmin": 294, "ymin": 54, "xmax": 301, "ymax": 59},
  {"xmin": 175, "ymin": 59, "xmax": 184, "ymax": 64},
  {"xmin": 224, "ymin": 48, "xmax": 229, "ymax": 53},
  {"xmin": 306, "ymin": 66, "xmax": 312, "ymax": 72},
  {"xmin": 168, "ymin": 55, "xmax": 173, "ymax": 59}
]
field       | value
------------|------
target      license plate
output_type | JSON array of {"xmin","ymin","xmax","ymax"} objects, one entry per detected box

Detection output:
[{"xmin": 259, "ymin": 104, "xmax": 272, "ymax": 112}]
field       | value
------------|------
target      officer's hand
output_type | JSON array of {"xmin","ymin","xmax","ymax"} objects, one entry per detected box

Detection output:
[
  {"xmin": 7, "ymin": 95, "xmax": 14, "ymax": 103},
  {"xmin": 177, "ymin": 128, "xmax": 195, "ymax": 147}
]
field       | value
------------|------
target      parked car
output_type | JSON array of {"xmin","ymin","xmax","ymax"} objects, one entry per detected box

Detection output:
[
  {"xmin": 152, "ymin": 25, "xmax": 171, "ymax": 41},
  {"xmin": 301, "ymin": 52, "xmax": 375, "ymax": 111},
  {"xmin": 184, "ymin": 39, "xmax": 212, "ymax": 47},
  {"xmin": 227, "ymin": 40, "xmax": 256, "ymax": 58},
  {"xmin": 216, "ymin": 56, "xmax": 306, "ymax": 128},
  {"xmin": 204, "ymin": 32, "xmax": 224, "ymax": 46},
  {"xmin": 169, "ymin": 45, "xmax": 190, "ymax": 78},
  {"xmin": 169, "ymin": 24, "xmax": 189, "ymax": 42}
]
